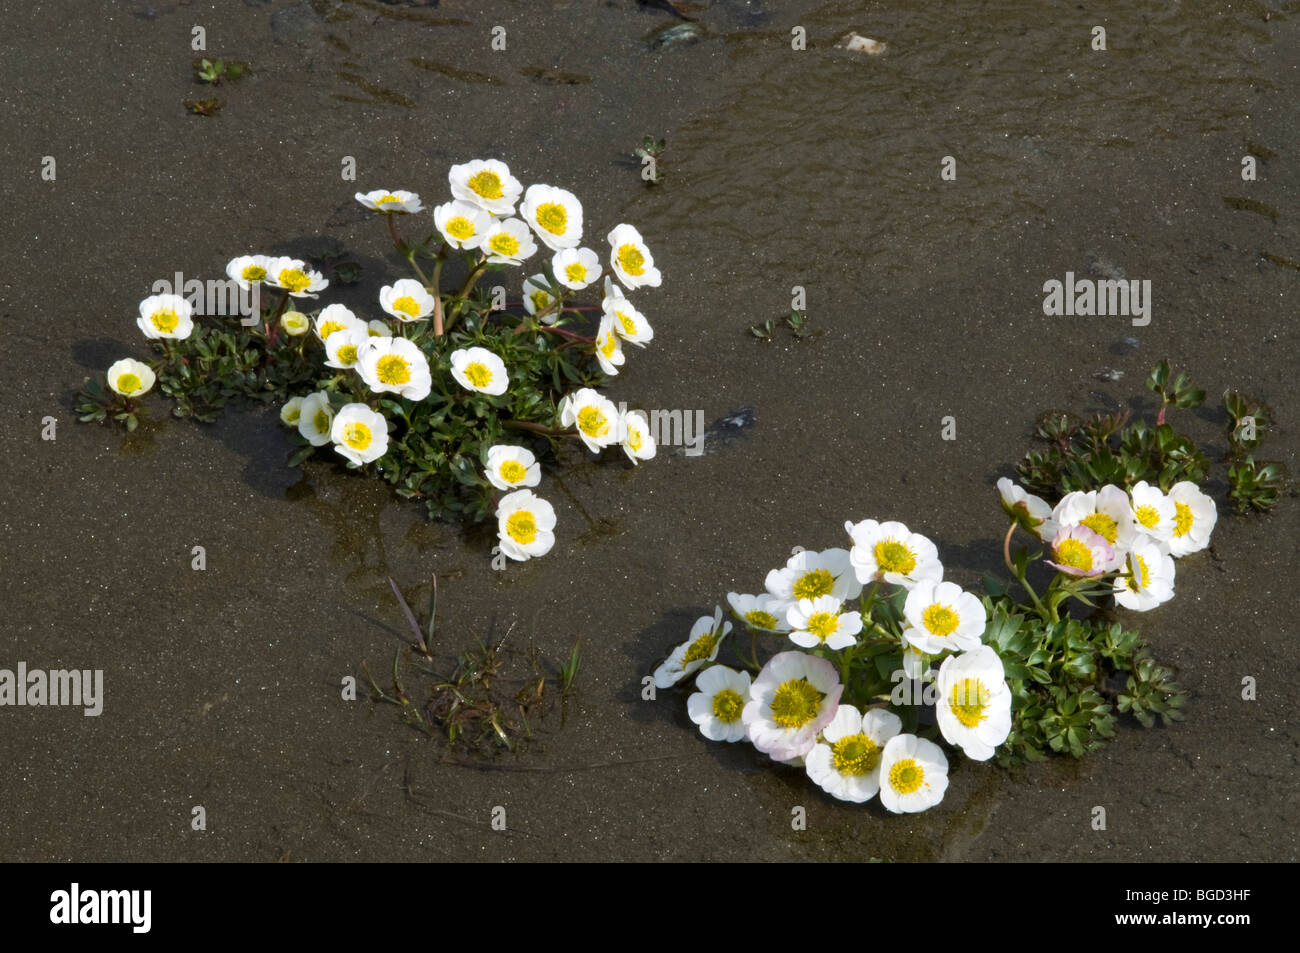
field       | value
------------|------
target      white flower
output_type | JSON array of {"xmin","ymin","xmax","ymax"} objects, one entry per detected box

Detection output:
[
  {"xmin": 1052, "ymin": 486, "xmax": 1134, "ymax": 567},
  {"xmin": 330, "ymin": 403, "xmax": 389, "ymax": 466},
  {"xmin": 449, "ymin": 346, "xmax": 508, "ymax": 396},
  {"xmin": 106, "ymin": 358, "xmax": 155, "ymax": 397},
  {"xmin": 449, "ymin": 159, "xmax": 522, "ymax": 216},
  {"xmin": 280, "ymin": 396, "xmax": 304, "ymax": 427},
  {"xmin": 997, "ymin": 477, "xmax": 1058, "ymax": 541},
  {"xmin": 653, "ymin": 606, "xmax": 731, "ymax": 689},
  {"xmin": 280, "ymin": 311, "xmax": 310, "ymax": 336},
  {"xmin": 324, "ymin": 328, "xmax": 368, "ymax": 370},
  {"xmin": 484, "ymin": 444, "xmax": 541, "ymax": 491},
  {"xmin": 687, "ymin": 665, "xmax": 752, "ymax": 743},
  {"xmin": 558, "ymin": 388, "xmax": 620, "ymax": 452},
  {"xmin": 1167, "ymin": 481, "xmax": 1217, "ymax": 557},
  {"xmin": 265, "ymin": 256, "xmax": 328, "ymax": 298},
  {"xmin": 935, "ymin": 646, "xmax": 1012, "ymax": 761},
  {"xmin": 379, "ymin": 278, "xmax": 437, "ymax": 323},
  {"xmin": 764, "ymin": 548, "xmax": 861, "ymax": 617},
  {"xmin": 805, "ymin": 705, "xmax": 903, "ymax": 803},
  {"xmin": 607, "ymin": 223, "xmax": 662, "ymax": 290},
  {"xmin": 357, "ymin": 336, "xmax": 432, "ymax": 401},
  {"xmin": 900, "ymin": 580, "xmax": 987, "ymax": 656},
  {"xmin": 1045, "ymin": 524, "xmax": 1114, "ymax": 578},
  {"xmin": 845, "ymin": 519, "xmax": 943, "ymax": 589},
  {"xmin": 603, "ymin": 278, "xmax": 653, "ymax": 346},
  {"xmin": 1129, "ymin": 480, "xmax": 1177, "ymax": 543},
  {"xmin": 225, "ymin": 254, "xmax": 273, "ymax": 290},
  {"xmin": 593, "ymin": 313, "xmax": 625, "ymax": 376},
  {"xmin": 618, "ymin": 409, "xmax": 656, "ymax": 463},
  {"xmin": 367, "ymin": 319, "xmax": 391, "ymax": 338},
  {"xmin": 726, "ymin": 592, "xmax": 792, "ymax": 634},
  {"xmin": 1113, "ymin": 538, "xmax": 1176, "ymax": 612},
  {"xmin": 433, "ymin": 199, "xmax": 490, "ymax": 250},
  {"xmin": 137, "ymin": 294, "xmax": 194, "ymax": 340},
  {"xmin": 743, "ymin": 651, "xmax": 843, "ymax": 763},
  {"xmin": 522, "ymin": 184, "xmax": 584, "ymax": 251},
  {"xmin": 314, "ymin": 304, "xmax": 367, "ymax": 343},
  {"xmin": 878, "ymin": 734, "xmax": 949, "ymax": 814},
  {"xmin": 481, "ymin": 218, "xmax": 537, "ymax": 265},
  {"xmin": 786, "ymin": 596, "xmax": 862, "ymax": 650},
  {"xmin": 551, "ymin": 246, "xmax": 600, "ymax": 290},
  {"xmin": 522, "ymin": 274, "xmax": 556, "ymax": 320},
  {"xmin": 495, "ymin": 489, "xmax": 556, "ymax": 561},
  {"xmin": 297, "ymin": 391, "xmax": 335, "ymax": 447},
  {"xmin": 355, "ymin": 189, "xmax": 423, "ymax": 214}
]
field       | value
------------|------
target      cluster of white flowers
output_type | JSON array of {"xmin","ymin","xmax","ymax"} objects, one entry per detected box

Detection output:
[
  {"xmin": 654, "ymin": 520, "xmax": 1015, "ymax": 813},
  {"xmin": 109, "ymin": 160, "xmax": 661, "ymax": 563},
  {"xmin": 997, "ymin": 477, "xmax": 1217, "ymax": 611}
]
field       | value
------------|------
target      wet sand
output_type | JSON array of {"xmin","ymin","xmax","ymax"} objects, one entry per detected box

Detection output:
[{"xmin": 1, "ymin": 0, "xmax": 1297, "ymax": 860}]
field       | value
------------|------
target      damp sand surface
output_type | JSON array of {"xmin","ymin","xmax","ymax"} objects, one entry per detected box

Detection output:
[{"xmin": 1, "ymin": 0, "xmax": 1298, "ymax": 861}]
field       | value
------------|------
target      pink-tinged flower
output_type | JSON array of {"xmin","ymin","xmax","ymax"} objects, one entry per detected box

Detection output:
[
  {"xmin": 1045, "ymin": 525, "xmax": 1114, "ymax": 577},
  {"xmin": 743, "ymin": 651, "xmax": 842, "ymax": 763}
]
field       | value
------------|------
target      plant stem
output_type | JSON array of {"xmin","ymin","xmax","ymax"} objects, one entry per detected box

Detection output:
[{"xmin": 502, "ymin": 419, "xmax": 573, "ymax": 437}]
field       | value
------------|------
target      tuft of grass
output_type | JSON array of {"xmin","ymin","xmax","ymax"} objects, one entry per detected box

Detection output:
[{"xmin": 362, "ymin": 579, "xmax": 580, "ymax": 753}]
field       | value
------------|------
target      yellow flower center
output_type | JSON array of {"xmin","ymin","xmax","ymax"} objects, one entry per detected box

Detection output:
[
  {"xmin": 116, "ymin": 373, "xmax": 141, "ymax": 394},
  {"xmin": 712, "ymin": 688, "xmax": 744, "ymax": 724},
  {"xmin": 446, "ymin": 216, "xmax": 475, "ymax": 240},
  {"xmin": 1173, "ymin": 502, "xmax": 1193, "ymax": 537},
  {"xmin": 922, "ymin": 604, "xmax": 959, "ymax": 637},
  {"xmin": 313, "ymin": 409, "xmax": 331, "ymax": 434},
  {"xmin": 1127, "ymin": 555, "xmax": 1151, "ymax": 591},
  {"xmin": 1080, "ymin": 512, "xmax": 1118, "ymax": 544},
  {"xmin": 1055, "ymin": 538, "xmax": 1094, "ymax": 571},
  {"xmin": 617, "ymin": 311, "xmax": 636, "ymax": 334},
  {"xmin": 319, "ymin": 320, "xmax": 344, "ymax": 339},
  {"xmin": 681, "ymin": 631, "xmax": 719, "ymax": 666},
  {"xmin": 278, "ymin": 268, "xmax": 312, "ymax": 293},
  {"xmin": 617, "ymin": 243, "xmax": 646, "ymax": 276},
  {"xmin": 283, "ymin": 313, "xmax": 308, "ymax": 332},
  {"xmin": 241, "ymin": 264, "xmax": 267, "ymax": 282},
  {"xmin": 564, "ymin": 262, "xmax": 588, "ymax": 283},
  {"xmin": 392, "ymin": 295, "xmax": 421, "ymax": 317},
  {"xmin": 376, "ymin": 354, "xmax": 412, "ymax": 386},
  {"xmin": 831, "ymin": 733, "xmax": 880, "ymax": 777},
  {"xmin": 805, "ymin": 612, "xmax": 839, "ymax": 641},
  {"xmin": 951, "ymin": 677, "xmax": 989, "ymax": 727},
  {"xmin": 489, "ymin": 232, "xmax": 520, "ymax": 257},
  {"xmin": 792, "ymin": 568, "xmax": 834, "ymax": 600},
  {"xmin": 499, "ymin": 460, "xmax": 527, "ymax": 484},
  {"xmin": 376, "ymin": 195, "xmax": 402, "ymax": 206},
  {"xmin": 744, "ymin": 609, "xmax": 778, "ymax": 630},
  {"xmin": 770, "ymin": 677, "xmax": 824, "ymax": 729},
  {"xmin": 536, "ymin": 202, "xmax": 568, "ymax": 235},
  {"xmin": 529, "ymin": 290, "xmax": 551, "ymax": 312},
  {"xmin": 627, "ymin": 426, "xmax": 643, "ymax": 452},
  {"xmin": 888, "ymin": 758, "xmax": 924, "ymax": 794},
  {"xmin": 577, "ymin": 405, "xmax": 608, "ymax": 438},
  {"xmin": 1135, "ymin": 504, "xmax": 1161, "ymax": 529},
  {"xmin": 343, "ymin": 422, "xmax": 372, "ymax": 450},
  {"xmin": 151, "ymin": 309, "xmax": 180, "ymax": 333},
  {"xmin": 506, "ymin": 510, "xmax": 537, "ymax": 545},
  {"xmin": 468, "ymin": 170, "xmax": 504, "ymax": 200},
  {"xmin": 337, "ymin": 344, "xmax": 358, "ymax": 365},
  {"xmin": 599, "ymin": 333, "xmax": 618, "ymax": 358},
  {"xmin": 875, "ymin": 539, "xmax": 916, "ymax": 575},
  {"xmin": 464, "ymin": 361, "xmax": 493, "ymax": 388}
]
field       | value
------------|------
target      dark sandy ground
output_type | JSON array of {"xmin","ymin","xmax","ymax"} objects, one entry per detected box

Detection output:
[{"xmin": 1, "ymin": 0, "xmax": 1297, "ymax": 861}]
